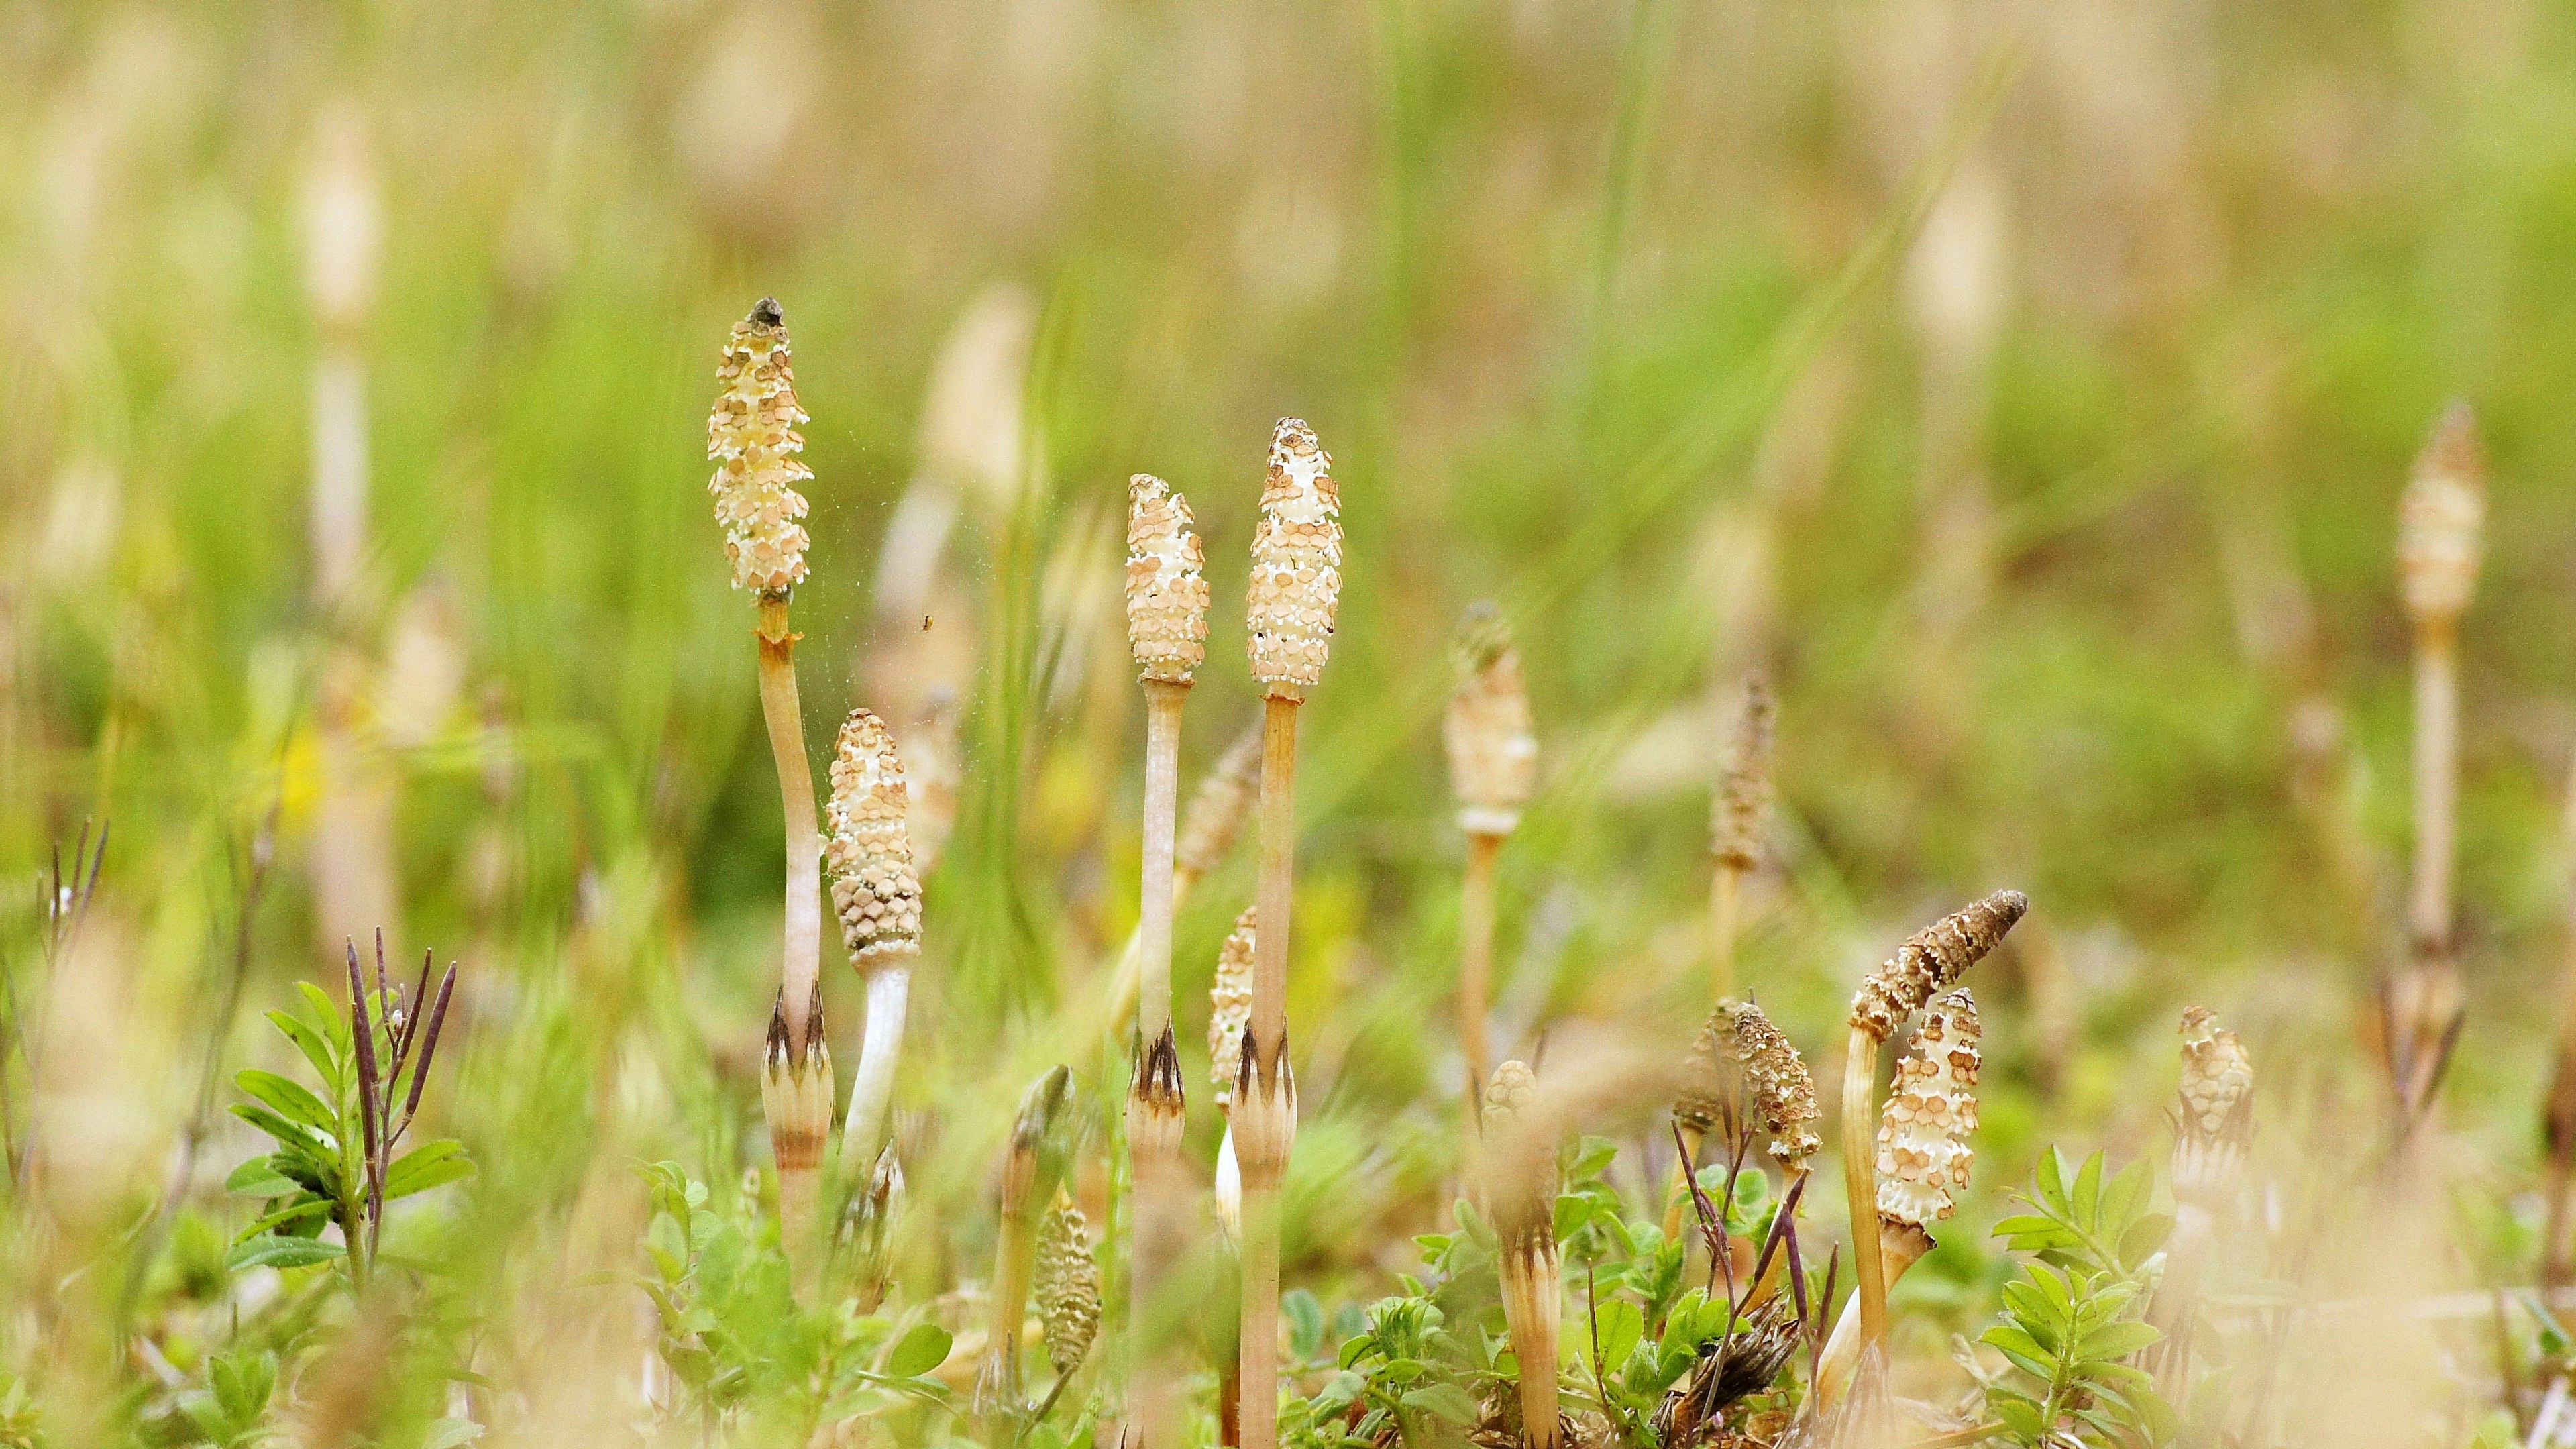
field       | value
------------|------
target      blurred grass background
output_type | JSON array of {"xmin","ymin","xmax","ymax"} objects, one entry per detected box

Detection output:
[{"xmin": 5, "ymin": 0, "xmax": 2576, "ymax": 1407}]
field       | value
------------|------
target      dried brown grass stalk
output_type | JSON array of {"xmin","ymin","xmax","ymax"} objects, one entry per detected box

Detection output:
[
  {"xmin": 1446, "ymin": 602, "xmax": 1536, "ymax": 1104},
  {"xmin": 1841, "ymin": 892, "xmax": 2022, "ymax": 1359},
  {"xmin": 2386, "ymin": 402, "xmax": 2483, "ymax": 1127},
  {"xmin": 1709, "ymin": 677, "xmax": 1774, "ymax": 1004},
  {"xmin": 708, "ymin": 297, "xmax": 831, "ymax": 1291},
  {"xmin": 1238, "ymin": 418, "xmax": 1340, "ymax": 1449}
]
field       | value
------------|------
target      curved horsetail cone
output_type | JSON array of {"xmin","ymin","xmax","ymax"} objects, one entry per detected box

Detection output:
[
  {"xmin": 1711, "ymin": 676, "xmax": 1776, "ymax": 871},
  {"xmin": 1849, "ymin": 890, "xmax": 2026, "ymax": 1042},
  {"xmin": 826, "ymin": 710, "xmax": 925, "ymax": 969},
  {"xmin": 1176, "ymin": 727, "xmax": 1262, "ymax": 881},
  {"xmin": 1208, "ymin": 907, "xmax": 1257, "ymax": 1106},
  {"xmin": 1126, "ymin": 474, "xmax": 1211, "ymax": 683},
  {"xmin": 1036, "ymin": 1187, "xmax": 1102, "ymax": 1377},
  {"xmin": 1444, "ymin": 602, "xmax": 1538, "ymax": 835},
  {"xmin": 2396, "ymin": 402, "xmax": 2486, "ymax": 629},
  {"xmin": 1733, "ymin": 1001, "xmax": 1821, "ymax": 1172},
  {"xmin": 1875, "ymin": 989, "xmax": 1980, "ymax": 1230},
  {"xmin": 707, "ymin": 298, "xmax": 813, "ymax": 597},
  {"xmin": 1245, "ymin": 419, "xmax": 1341, "ymax": 698}
]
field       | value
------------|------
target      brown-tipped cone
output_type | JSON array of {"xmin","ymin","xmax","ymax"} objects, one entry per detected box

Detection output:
[
  {"xmin": 1127, "ymin": 474, "xmax": 1211, "ymax": 683},
  {"xmin": 1849, "ymin": 889, "xmax": 2026, "ymax": 1042},
  {"xmin": 1444, "ymin": 602, "xmax": 1538, "ymax": 837},
  {"xmin": 1208, "ymin": 908, "xmax": 1257, "ymax": 1107},
  {"xmin": 1036, "ymin": 1187, "xmax": 1102, "ymax": 1379},
  {"xmin": 1876, "ymin": 989, "xmax": 1980, "ymax": 1230},
  {"xmin": 1711, "ymin": 677, "xmax": 1776, "ymax": 871},
  {"xmin": 1176, "ymin": 727, "xmax": 1262, "ymax": 882},
  {"xmin": 1733, "ymin": 1001, "xmax": 1821, "ymax": 1173},
  {"xmin": 707, "ymin": 299, "xmax": 813, "ymax": 597},
  {"xmin": 826, "ymin": 709, "xmax": 925, "ymax": 970},
  {"xmin": 1246, "ymin": 419, "xmax": 1341, "ymax": 698},
  {"xmin": 2396, "ymin": 402, "xmax": 2486, "ymax": 629}
]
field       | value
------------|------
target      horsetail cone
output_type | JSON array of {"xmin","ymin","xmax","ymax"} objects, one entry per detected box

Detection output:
[
  {"xmin": 1246, "ymin": 419, "xmax": 1341, "ymax": 698},
  {"xmin": 2396, "ymin": 402, "xmax": 2486, "ymax": 631},
  {"xmin": 1177, "ymin": 727, "xmax": 1263, "ymax": 881},
  {"xmin": 1127, "ymin": 474, "xmax": 1212, "ymax": 684},
  {"xmin": 1849, "ymin": 890, "xmax": 2027, "ymax": 1042},
  {"xmin": 826, "ymin": 710, "xmax": 924, "ymax": 969},
  {"xmin": 1674, "ymin": 1004, "xmax": 1742, "ymax": 1135},
  {"xmin": 1444, "ymin": 602, "xmax": 1538, "ymax": 836},
  {"xmin": 1479, "ymin": 1060, "xmax": 1556, "ymax": 1247},
  {"xmin": 1711, "ymin": 678, "xmax": 1776, "ymax": 872},
  {"xmin": 1733, "ymin": 1001, "xmax": 1821, "ymax": 1173},
  {"xmin": 1036, "ymin": 1188, "xmax": 1103, "ymax": 1377},
  {"xmin": 2174, "ymin": 1006, "xmax": 2254, "ymax": 1204},
  {"xmin": 708, "ymin": 299, "xmax": 813, "ymax": 598},
  {"xmin": 1208, "ymin": 907, "xmax": 1257, "ymax": 1108},
  {"xmin": 1875, "ymin": 989, "xmax": 1980, "ymax": 1234}
]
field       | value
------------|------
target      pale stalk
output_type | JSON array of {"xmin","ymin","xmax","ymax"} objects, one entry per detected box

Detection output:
[
  {"xmin": 841, "ymin": 968, "xmax": 912, "ymax": 1165},
  {"xmin": 1841, "ymin": 1030, "xmax": 1888, "ymax": 1352},
  {"xmin": 1128, "ymin": 679, "xmax": 1190, "ymax": 1449},
  {"xmin": 756, "ymin": 596, "xmax": 827, "ymax": 1293},
  {"xmin": 2409, "ymin": 625, "xmax": 2458, "ymax": 951},
  {"xmin": 1710, "ymin": 863, "xmax": 1742, "ymax": 1004},
  {"xmin": 1239, "ymin": 696, "xmax": 1301, "ymax": 1449},
  {"xmin": 1499, "ymin": 1248, "xmax": 1562, "ymax": 1448},
  {"xmin": 1811, "ymin": 1220, "xmax": 1931, "ymax": 1407},
  {"xmin": 1459, "ymin": 831, "xmax": 1501, "ymax": 1103}
]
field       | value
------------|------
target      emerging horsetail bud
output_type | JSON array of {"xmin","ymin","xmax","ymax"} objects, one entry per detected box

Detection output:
[
  {"xmin": 1245, "ymin": 419, "xmax": 1342, "ymax": 698},
  {"xmin": 1175, "ymin": 727, "xmax": 1262, "ymax": 881},
  {"xmin": 1875, "ymin": 989, "xmax": 1980, "ymax": 1232},
  {"xmin": 2174, "ymin": 1006, "xmax": 2255, "ymax": 1204},
  {"xmin": 1444, "ymin": 602, "xmax": 1538, "ymax": 837},
  {"xmin": 1849, "ymin": 890, "xmax": 2026, "ymax": 1042},
  {"xmin": 1479, "ymin": 1060, "xmax": 1557, "ymax": 1248},
  {"xmin": 1126, "ymin": 474, "xmax": 1211, "ymax": 684},
  {"xmin": 1036, "ymin": 1187, "xmax": 1103, "ymax": 1377},
  {"xmin": 2396, "ymin": 402, "xmax": 2486, "ymax": 631},
  {"xmin": 1208, "ymin": 908, "xmax": 1257, "ymax": 1107},
  {"xmin": 1733, "ymin": 1001, "xmax": 1821, "ymax": 1173},
  {"xmin": 761, "ymin": 983, "xmax": 834, "ymax": 1173},
  {"xmin": 1711, "ymin": 677, "xmax": 1776, "ymax": 872},
  {"xmin": 826, "ymin": 710, "xmax": 924, "ymax": 970},
  {"xmin": 706, "ymin": 299, "xmax": 813, "ymax": 598}
]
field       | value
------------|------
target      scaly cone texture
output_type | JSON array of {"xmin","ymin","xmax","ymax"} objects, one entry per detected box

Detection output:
[
  {"xmin": 2396, "ymin": 402, "xmax": 2487, "ymax": 632},
  {"xmin": 2174, "ymin": 1006, "xmax": 2254, "ymax": 1204},
  {"xmin": 1734, "ymin": 1001, "xmax": 1821, "ymax": 1174},
  {"xmin": 1176, "ymin": 728, "xmax": 1263, "ymax": 883},
  {"xmin": 707, "ymin": 299, "xmax": 813, "ymax": 598},
  {"xmin": 1875, "ymin": 989, "xmax": 1980, "ymax": 1232},
  {"xmin": 1208, "ymin": 908, "xmax": 1257, "ymax": 1108},
  {"xmin": 1444, "ymin": 602, "xmax": 1538, "ymax": 837},
  {"xmin": 1673, "ymin": 1004, "xmax": 1741, "ymax": 1137},
  {"xmin": 1035, "ymin": 1188, "xmax": 1102, "ymax": 1379},
  {"xmin": 1711, "ymin": 677, "xmax": 1776, "ymax": 872},
  {"xmin": 826, "ymin": 710, "xmax": 925, "ymax": 969},
  {"xmin": 1849, "ymin": 890, "xmax": 2027, "ymax": 1042},
  {"xmin": 1480, "ymin": 1061, "xmax": 1562, "ymax": 1449},
  {"xmin": 1245, "ymin": 419, "xmax": 1341, "ymax": 699},
  {"xmin": 1128, "ymin": 474, "xmax": 1211, "ymax": 683}
]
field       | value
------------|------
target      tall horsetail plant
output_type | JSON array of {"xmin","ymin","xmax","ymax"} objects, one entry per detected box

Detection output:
[
  {"xmin": 1124, "ymin": 471, "xmax": 1210, "ymax": 1449},
  {"xmin": 827, "ymin": 709, "xmax": 926, "ymax": 1178},
  {"xmin": 1444, "ymin": 603, "xmax": 1536, "ymax": 1106},
  {"xmin": 707, "ymin": 298, "xmax": 835, "ymax": 1292},
  {"xmin": 1708, "ymin": 676, "xmax": 1774, "ymax": 1004},
  {"xmin": 1814, "ymin": 988, "xmax": 1980, "ymax": 1407},
  {"xmin": 1839, "ymin": 892, "xmax": 2023, "ymax": 1364},
  {"xmin": 1238, "ymin": 418, "xmax": 1341, "ymax": 1449},
  {"xmin": 2387, "ymin": 402, "xmax": 2484, "ymax": 1131},
  {"xmin": 1478, "ymin": 1061, "xmax": 1562, "ymax": 1449},
  {"xmin": 227, "ymin": 932, "xmax": 468, "ymax": 1288}
]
